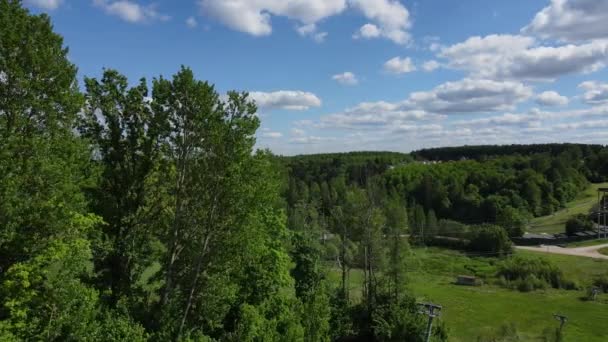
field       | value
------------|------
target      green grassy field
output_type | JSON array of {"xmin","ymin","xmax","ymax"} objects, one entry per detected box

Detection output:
[
  {"xmin": 565, "ymin": 239, "xmax": 608, "ymax": 247},
  {"xmin": 327, "ymin": 248, "xmax": 608, "ymax": 341},
  {"xmin": 599, "ymin": 247, "xmax": 608, "ymax": 256},
  {"xmin": 516, "ymin": 250, "xmax": 608, "ymax": 284},
  {"xmin": 528, "ymin": 183, "xmax": 608, "ymax": 234}
]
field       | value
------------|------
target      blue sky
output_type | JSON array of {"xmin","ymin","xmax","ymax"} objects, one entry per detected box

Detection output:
[{"xmin": 25, "ymin": 0, "xmax": 608, "ymax": 155}]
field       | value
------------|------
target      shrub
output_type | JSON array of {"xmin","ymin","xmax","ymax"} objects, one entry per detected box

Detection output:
[
  {"xmin": 514, "ymin": 274, "xmax": 548, "ymax": 292},
  {"xmin": 565, "ymin": 214, "xmax": 593, "ymax": 235},
  {"xmin": 437, "ymin": 219, "xmax": 470, "ymax": 239},
  {"xmin": 593, "ymin": 273, "xmax": 608, "ymax": 293},
  {"xmin": 468, "ymin": 225, "xmax": 513, "ymax": 257},
  {"xmin": 497, "ymin": 256, "xmax": 568, "ymax": 291}
]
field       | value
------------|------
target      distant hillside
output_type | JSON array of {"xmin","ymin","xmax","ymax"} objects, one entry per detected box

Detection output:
[
  {"xmin": 413, "ymin": 143, "xmax": 605, "ymax": 161},
  {"xmin": 280, "ymin": 151, "xmax": 412, "ymax": 185}
]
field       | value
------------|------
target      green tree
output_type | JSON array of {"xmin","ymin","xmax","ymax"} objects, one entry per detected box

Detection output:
[
  {"xmin": 80, "ymin": 69, "xmax": 168, "ymax": 306},
  {"xmin": 149, "ymin": 69, "xmax": 302, "ymax": 340},
  {"xmin": 384, "ymin": 199, "xmax": 410, "ymax": 300},
  {"xmin": 469, "ymin": 225, "xmax": 513, "ymax": 257},
  {"xmin": 497, "ymin": 206, "xmax": 528, "ymax": 238},
  {"xmin": 0, "ymin": 2, "xmax": 142, "ymax": 339},
  {"xmin": 565, "ymin": 214, "xmax": 593, "ymax": 236},
  {"xmin": 410, "ymin": 205, "xmax": 426, "ymax": 244},
  {"xmin": 426, "ymin": 209, "xmax": 438, "ymax": 239},
  {"xmin": 344, "ymin": 185, "xmax": 387, "ymax": 331},
  {"xmin": 0, "ymin": 0, "xmax": 89, "ymax": 274},
  {"xmin": 290, "ymin": 232, "xmax": 330, "ymax": 342}
]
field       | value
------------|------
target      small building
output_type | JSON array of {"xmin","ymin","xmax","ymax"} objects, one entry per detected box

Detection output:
[{"xmin": 456, "ymin": 275, "xmax": 477, "ymax": 286}]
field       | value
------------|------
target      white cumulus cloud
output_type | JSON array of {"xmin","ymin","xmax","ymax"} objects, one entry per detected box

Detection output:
[
  {"xmin": 250, "ymin": 90, "xmax": 322, "ymax": 111},
  {"xmin": 354, "ymin": 23, "xmax": 381, "ymax": 39},
  {"xmin": 384, "ymin": 57, "xmax": 416, "ymax": 74},
  {"xmin": 406, "ymin": 78, "xmax": 533, "ymax": 114},
  {"xmin": 198, "ymin": 0, "xmax": 346, "ymax": 36},
  {"xmin": 198, "ymin": 0, "xmax": 412, "ymax": 44},
  {"xmin": 422, "ymin": 60, "xmax": 440, "ymax": 72},
  {"xmin": 439, "ymin": 34, "xmax": 608, "ymax": 81},
  {"xmin": 94, "ymin": 0, "xmax": 170, "ymax": 23},
  {"xmin": 25, "ymin": 0, "xmax": 62, "ymax": 10},
  {"xmin": 523, "ymin": 0, "xmax": 608, "ymax": 42},
  {"xmin": 579, "ymin": 81, "xmax": 608, "ymax": 105},
  {"xmin": 296, "ymin": 23, "xmax": 328, "ymax": 43},
  {"xmin": 350, "ymin": 0, "xmax": 412, "ymax": 44},
  {"xmin": 332, "ymin": 72, "xmax": 359, "ymax": 85},
  {"xmin": 535, "ymin": 91, "xmax": 569, "ymax": 106}
]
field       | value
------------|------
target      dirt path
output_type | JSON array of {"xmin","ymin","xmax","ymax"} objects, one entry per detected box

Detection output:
[{"xmin": 516, "ymin": 243, "xmax": 608, "ymax": 259}]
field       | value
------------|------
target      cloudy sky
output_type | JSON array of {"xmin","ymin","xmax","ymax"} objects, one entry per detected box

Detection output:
[{"xmin": 26, "ymin": 0, "xmax": 608, "ymax": 155}]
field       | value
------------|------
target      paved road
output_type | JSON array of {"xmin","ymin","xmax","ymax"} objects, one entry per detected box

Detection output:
[{"xmin": 516, "ymin": 243, "xmax": 608, "ymax": 259}]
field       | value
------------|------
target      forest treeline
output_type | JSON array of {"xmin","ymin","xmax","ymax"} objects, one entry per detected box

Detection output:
[
  {"xmin": 2, "ymin": 2, "xmax": 608, "ymax": 341},
  {"xmin": 283, "ymin": 146, "xmax": 603, "ymax": 238},
  {"xmin": 413, "ymin": 144, "xmax": 608, "ymax": 183}
]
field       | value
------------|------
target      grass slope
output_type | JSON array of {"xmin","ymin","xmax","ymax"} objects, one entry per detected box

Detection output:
[
  {"xmin": 528, "ymin": 182, "xmax": 608, "ymax": 234},
  {"xmin": 326, "ymin": 248, "xmax": 608, "ymax": 341},
  {"xmin": 565, "ymin": 239, "xmax": 608, "ymax": 248}
]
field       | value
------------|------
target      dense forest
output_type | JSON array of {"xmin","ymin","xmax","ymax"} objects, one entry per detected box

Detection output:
[
  {"xmin": 2, "ymin": 2, "xmax": 608, "ymax": 341},
  {"xmin": 413, "ymin": 144, "xmax": 608, "ymax": 183},
  {"xmin": 283, "ymin": 146, "xmax": 601, "ymax": 237}
]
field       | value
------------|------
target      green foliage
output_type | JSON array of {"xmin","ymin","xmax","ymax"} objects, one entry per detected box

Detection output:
[
  {"xmin": 371, "ymin": 293, "xmax": 446, "ymax": 342},
  {"xmin": 497, "ymin": 256, "xmax": 572, "ymax": 291},
  {"xmin": 0, "ymin": 214, "xmax": 146, "ymax": 341},
  {"xmin": 0, "ymin": 0, "xmax": 92, "ymax": 273},
  {"xmin": 300, "ymin": 284, "xmax": 331, "ymax": 342},
  {"xmin": 384, "ymin": 200, "xmax": 410, "ymax": 299},
  {"xmin": 413, "ymin": 144, "xmax": 602, "ymax": 163},
  {"xmin": 409, "ymin": 205, "xmax": 426, "ymax": 244},
  {"xmin": 469, "ymin": 225, "xmax": 513, "ymax": 257},
  {"xmin": 80, "ymin": 69, "xmax": 168, "ymax": 305},
  {"xmin": 565, "ymin": 214, "xmax": 594, "ymax": 235},
  {"xmin": 5, "ymin": 2, "xmax": 608, "ymax": 341},
  {"xmin": 497, "ymin": 206, "xmax": 529, "ymax": 237},
  {"xmin": 385, "ymin": 152, "xmax": 589, "ymax": 226},
  {"xmin": 328, "ymin": 290, "xmax": 355, "ymax": 340},
  {"xmin": 228, "ymin": 294, "xmax": 304, "ymax": 342},
  {"xmin": 592, "ymin": 273, "xmax": 608, "ymax": 293}
]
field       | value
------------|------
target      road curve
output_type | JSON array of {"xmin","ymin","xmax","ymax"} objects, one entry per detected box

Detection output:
[{"xmin": 516, "ymin": 243, "xmax": 608, "ymax": 259}]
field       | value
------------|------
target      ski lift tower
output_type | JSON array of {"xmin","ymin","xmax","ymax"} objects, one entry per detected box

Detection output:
[{"xmin": 598, "ymin": 188, "xmax": 608, "ymax": 239}]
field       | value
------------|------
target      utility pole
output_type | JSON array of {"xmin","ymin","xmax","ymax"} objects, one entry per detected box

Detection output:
[
  {"xmin": 418, "ymin": 302, "xmax": 442, "ymax": 342},
  {"xmin": 598, "ymin": 190, "xmax": 601, "ymax": 240},
  {"xmin": 598, "ymin": 188, "xmax": 608, "ymax": 239},
  {"xmin": 553, "ymin": 313, "xmax": 567, "ymax": 341}
]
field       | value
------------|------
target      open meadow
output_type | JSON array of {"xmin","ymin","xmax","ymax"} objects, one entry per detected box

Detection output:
[
  {"xmin": 528, "ymin": 183, "xmax": 608, "ymax": 234},
  {"xmin": 327, "ymin": 248, "xmax": 608, "ymax": 341}
]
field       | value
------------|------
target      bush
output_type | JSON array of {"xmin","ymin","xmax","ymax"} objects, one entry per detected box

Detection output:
[
  {"xmin": 593, "ymin": 273, "xmax": 608, "ymax": 293},
  {"xmin": 425, "ymin": 236, "xmax": 469, "ymax": 250},
  {"xmin": 497, "ymin": 256, "xmax": 569, "ymax": 291},
  {"xmin": 468, "ymin": 225, "xmax": 513, "ymax": 257},
  {"xmin": 565, "ymin": 214, "xmax": 594, "ymax": 235},
  {"xmin": 514, "ymin": 274, "xmax": 549, "ymax": 292},
  {"xmin": 437, "ymin": 219, "xmax": 470, "ymax": 239}
]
